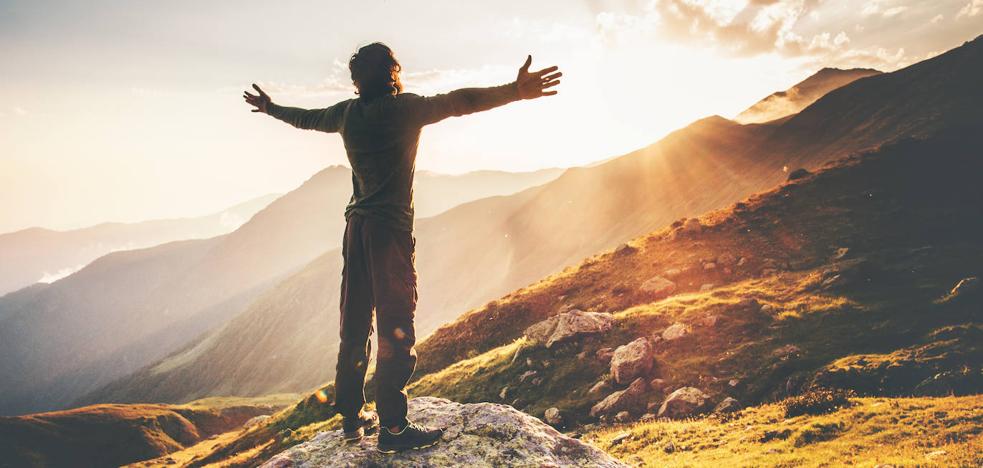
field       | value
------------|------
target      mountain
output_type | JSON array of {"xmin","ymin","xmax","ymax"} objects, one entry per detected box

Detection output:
[
  {"xmin": 81, "ymin": 35, "xmax": 983, "ymax": 408},
  {"xmin": 735, "ymin": 67, "xmax": 881, "ymax": 124},
  {"xmin": 0, "ymin": 194, "xmax": 279, "ymax": 296},
  {"xmin": 0, "ymin": 395, "xmax": 294, "ymax": 468},
  {"xmin": 158, "ymin": 128, "xmax": 983, "ymax": 468},
  {"xmin": 0, "ymin": 167, "xmax": 561, "ymax": 416}
]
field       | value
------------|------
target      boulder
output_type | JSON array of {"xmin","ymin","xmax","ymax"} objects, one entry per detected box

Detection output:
[
  {"xmin": 611, "ymin": 338, "xmax": 655, "ymax": 384},
  {"xmin": 544, "ymin": 407, "xmax": 563, "ymax": 426},
  {"xmin": 649, "ymin": 378, "xmax": 667, "ymax": 390},
  {"xmin": 590, "ymin": 378, "xmax": 648, "ymax": 418},
  {"xmin": 262, "ymin": 397, "xmax": 627, "ymax": 467},
  {"xmin": 596, "ymin": 347, "xmax": 614, "ymax": 365},
  {"xmin": 640, "ymin": 276, "xmax": 676, "ymax": 296},
  {"xmin": 713, "ymin": 397, "xmax": 741, "ymax": 413},
  {"xmin": 682, "ymin": 218, "xmax": 702, "ymax": 234},
  {"xmin": 657, "ymin": 387, "xmax": 710, "ymax": 419},
  {"xmin": 614, "ymin": 411, "xmax": 631, "ymax": 423},
  {"xmin": 588, "ymin": 381, "xmax": 612, "ymax": 397},
  {"xmin": 524, "ymin": 309, "xmax": 615, "ymax": 348},
  {"xmin": 661, "ymin": 323, "xmax": 690, "ymax": 341}
]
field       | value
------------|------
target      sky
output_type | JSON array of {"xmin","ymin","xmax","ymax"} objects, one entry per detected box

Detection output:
[{"xmin": 0, "ymin": 0, "xmax": 980, "ymax": 233}]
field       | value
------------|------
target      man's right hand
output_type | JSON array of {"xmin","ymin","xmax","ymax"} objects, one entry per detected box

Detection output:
[
  {"xmin": 515, "ymin": 55, "xmax": 561, "ymax": 100},
  {"xmin": 243, "ymin": 84, "xmax": 272, "ymax": 113}
]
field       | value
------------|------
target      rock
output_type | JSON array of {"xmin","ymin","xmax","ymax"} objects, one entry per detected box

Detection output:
[
  {"xmin": 596, "ymin": 347, "xmax": 614, "ymax": 365},
  {"xmin": 526, "ymin": 358, "xmax": 534, "ymax": 367},
  {"xmin": 699, "ymin": 315, "xmax": 719, "ymax": 327},
  {"xmin": 544, "ymin": 407, "xmax": 563, "ymax": 426},
  {"xmin": 772, "ymin": 344, "xmax": 801, "ymax": 359},
  {"xmin": 542, "ymin": 360, "xmax": 552, "ymax": 369},
  {"xmin": 641, "ymin": 276, "xmax": 676, "ymax": 296},
  {"xmin": 657, "ymin": 387, "xmax": 710, "ymax": 419},
  {"xmin": 614, "ymin": 243, "xmax": 636, "ymax": 256},
  {"xmin": 610, "ymin": 432, "xmax": 631, "ymax": 446},
  {"xmin": 499, "ymin": 386, "xmax": 510, "ymax": 400},
  {"xmin": 261, "ymin": 397, "xmax": 628, "ymax": 468},
  {"xmin": 661, "ymin": 323, "xmax": 690, "ymax": 341},
  {"xmin": 588, "ymin": 381, "xmax": 612, "ymax": 397},
  {"xmin": 524, "ymin": 309, "xmax": 615, "ymax": 348},
  {"xmin": 590, "ymin": 378, "xmax": 648, "ymax": 418},
  {"xmin": 532, "ymin": 377, "xmax": 543, "ymax": 386},
  {"xmin": 519, "ymin": 370, "xmax": 538, "ymax": 383},
  {"xmin": 682, "ymin": 218, "xmax": 702, "ymax": 234},
  {"xmin": 713, "ymin": 397, "xmax": 741, "ymax": 413},
  {"xmin": 639, "ymin": 413, "xmax": 657, "ymax": 422},
  {"xmin": 610, "ymin": 338, "xmax": 655, "ymax": 384},
  {"xmin": 649, "ymin": 378, "xmax": 667, "ymax": 390},
  {"xmin": 717, "ymin": 252, "xmax": 738, "ymax": 266},
  {"xmin": 614, "ymin": 411, "xmax": 632, "ymax": 423},
  {"xmin": 832, "ymin": 247, "xmax": 850, "ymax": 260},
  {"xmin": 244, "ymin": 414, "xmax": 272, "ymax": 428},
  {"xmin": 728, "ymin": 379, "xmax": 740, "ymax": 387},
  {"xmin": 787, "ymin": 168, "xmax": 810, "ymax": 181},
  {"xmin": 703, "ymin": 262, "xmax": 717, "ymax": 271},
  {"xmin": 760, "ymin": 304, "xmax": 777, "ymax": 314},
  {"xmin": 700, "ymin": 283, "xmax": 714, "ymax": 292},
  {"xmin": 737, "ymin": 257, "xmax": 748, "ymax": 266},
  {"xmin": 735, "ymin": 298, "xmax": 760, "ymax": 311},
  {"xmin": 646, "ymin": 401, "xmax": 660, "ymax": 412}
]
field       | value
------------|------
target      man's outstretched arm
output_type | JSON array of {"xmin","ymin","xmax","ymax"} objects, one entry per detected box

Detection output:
[
  {"xmin": 413, "ymin": 55, "xmax": 561, "ymax": 126},
  {"xmin": 243, "ymin": 84, "xmax": 345, "ymax": 133}
]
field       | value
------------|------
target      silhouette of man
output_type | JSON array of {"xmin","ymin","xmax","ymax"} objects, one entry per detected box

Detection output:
[{"xmin": 244, "ymin": 42, "xmax": 561, "ymax": 453}]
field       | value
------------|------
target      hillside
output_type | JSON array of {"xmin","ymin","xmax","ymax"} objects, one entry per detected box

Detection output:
[
  {"xmin": 153, "ymin": 129, "xmax": 982, "ymax": 467},
  {"xmin": 84, "ymin": 35, "xmax": 983, "ymax": 407},
  {"xmin": 0, "ymin": 193, "xmax": 278, "ymax": 296},
  {"xmin": 0, "ymin": 167, "xmax": 560, "ymax": 416},
  {"xmin": 734, "ymin": 68, "xmax": 880, "ymax": 124},
  {"xmin": 0, "ymin": 395, "xmax": 296, "ymax": 468}
]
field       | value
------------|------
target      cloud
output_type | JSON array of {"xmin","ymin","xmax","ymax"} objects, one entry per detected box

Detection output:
[
  {"xmin": 930, "ymin": 13, "xmax": 944, "ymax": 23},
  {"xmin": 957, "ymin": 0, "xmax": 983, "ymax": 18}
]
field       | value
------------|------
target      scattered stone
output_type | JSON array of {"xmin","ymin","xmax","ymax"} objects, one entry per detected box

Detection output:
[
  {"xmin": 662, "ymin": 323, "xmax": 690, "ymax": 341},
  {"xmin": 596, "ymin": 347, "xmax": 614, "ymax": 365},
  {"xmin": 519, "ymin": 370, "xmax": 538, "ymax": 383},
  {"xmin": 532, "ymin": 377, "xmax": 543, "ymax": 386},
  {"xmin": 590, "ymin": 378, "xmax": 648, "ymax": 418},
  {"xmin": 261, "ymin": 397, "xmax": 628, "ymax": 467},
  {"xmin": 614, "ymin": 411, "xmax": 632, "ymax": 423},
  {"xmin": 243, "ymin": 414, "xmax": 272, "ymax": 428},
  {"xmin": 700, "ymin": 283, "xmax": 714, "ymax": 292},
  {"xmin": 611, "ymin": 338, "xmax": 655, "ymax": 384},
  {"xmin": 527, "ymin": 358, "xmax": 534, "ymax": 367},
  {"xmin": 542, "ymin": 360, "xmax": 552, "ymax": 369},
  {"xmin": 664, "ymin": 441, "xmax": 676, "ymax": 453},
  {"xmin": 717, "ymin": 252, "xmax": 738, "ymax": 266},
  {"xmin": 524, "ymin": 309, "xmax": 615, "ymax": 348},
  {"xmin": 641, "ymin": 276, "xmax": 676, "ymax": 296},
  {"xmin": 737, "ymin": 257, "xmax": 748, "ymax": 266},
  {"xmin": 610, "ymin": 432, "xmax": 631, "ymax": 446},
  {"xmin": 682, "ymin": 218, "xmax": 702, "ymax": 234},
  {"xmin": 614, "ymin": 243, "xmax": 636, "ymax": 256},
  {"xmin": 544, "ymin": 407, "xmax": 563, "ymax": 426},
  {"xmin": 728, "ymin": 379, "xmax": 740, "ymax": 387},
  {"xmin": 589, "ymin": 381, "xmax": 612, "ymax": 397},
  {"xmin": 699, "ymin": 314, "xmax": 719, "ymax": 327},
  {"xmin": 787, "ymin": 168, "xmax": 811, "ymax": 181},
  {"xmin": 658, "ymin": 387, "xmax": 710, "ymax": 419},
  {"xmin": 713, "ymin": 397, "xmax": 742, "ymax": 413}
]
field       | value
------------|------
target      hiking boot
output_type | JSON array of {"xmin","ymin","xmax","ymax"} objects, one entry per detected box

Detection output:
[
  {"xmin": 376, "ymin": 421, "xmax": 443, "ymax": 453},
  {"xmin": 342, "ymin": 410, "xmax": 379, "ymax": 442}
]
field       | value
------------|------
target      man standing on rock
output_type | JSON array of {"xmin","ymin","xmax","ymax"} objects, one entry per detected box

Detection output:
[{"xmin": 244, "ymin": 43, "xmax": 561, "ymax": 453}]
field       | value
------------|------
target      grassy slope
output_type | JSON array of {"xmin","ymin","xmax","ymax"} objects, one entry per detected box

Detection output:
[
  {"xmin": 166, "ymin": 132, "xmax": 981, "ymax": 467},
  {"xmin": 589, "ymin": 395, "xmax": 982, "ymax": 467},
  {"xmin": 0, "ymin": 395, "xmax": 297, "ymax": 468}
]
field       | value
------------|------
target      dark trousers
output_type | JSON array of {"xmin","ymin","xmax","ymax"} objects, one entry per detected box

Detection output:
[{"xmin": 334, "ymin": 214, "xmax": 418, "ymax": 428}]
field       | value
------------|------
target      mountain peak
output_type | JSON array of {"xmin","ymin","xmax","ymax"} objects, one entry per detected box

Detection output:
[{"xmin": 735, "ymin": 67, "xmax": 881, "ymax": 124}]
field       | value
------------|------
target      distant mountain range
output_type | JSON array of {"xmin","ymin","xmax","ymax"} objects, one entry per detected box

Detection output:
[
  {"xmin": 0, "ymin": 194, "xmax": 279, "ymax": 296},
  {"xmin": 76, "ymin": 35, "xmax": 983, "ymax": 410},
  {"xmin": 0, "ymin": 167, "xmax": 561, "ymax": 415}
]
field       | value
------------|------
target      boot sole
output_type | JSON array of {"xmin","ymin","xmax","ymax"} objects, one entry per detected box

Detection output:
[{"xmin": 376, "ymin": 438, "xmax": 440, "ymax": 454}]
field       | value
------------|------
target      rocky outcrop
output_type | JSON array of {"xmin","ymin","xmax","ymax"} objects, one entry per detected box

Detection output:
[
  {"xmin": 524, "ymin": 309, "xmax": 614, "ymax": 348},
  {"xmin": 610, "ymin": 338, "xmax": 654, "ymax": 384},
  {"xmin": 262, "ymin": 397, "xmax": 626, "ymax": 468},
  {"xmin": 590, "ymin": 378, "xmax": 648, "ymax": 418},
  {"xmin": 658, "ymin": 387, "xmax": 710, "ymax": 419}
]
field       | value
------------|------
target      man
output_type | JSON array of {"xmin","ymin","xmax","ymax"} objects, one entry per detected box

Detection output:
[{"xmin": 243, "ymin": 42, "xmax": 561, "ymax": 453}]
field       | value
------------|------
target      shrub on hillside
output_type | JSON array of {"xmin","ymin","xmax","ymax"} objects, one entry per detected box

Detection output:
[{"xmin": 782, "ymin": 388, "xmax": 854, "ymax": 418}]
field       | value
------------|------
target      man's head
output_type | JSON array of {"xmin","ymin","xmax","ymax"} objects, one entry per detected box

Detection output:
[{"xmin": 349, "ymin": 42, "xmax": 402, "ymax": 100}]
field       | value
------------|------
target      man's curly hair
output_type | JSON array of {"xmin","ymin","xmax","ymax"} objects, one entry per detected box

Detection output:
[{"xmin": 349, "ymin": 42, "xmax": 403, "ymax": 100}]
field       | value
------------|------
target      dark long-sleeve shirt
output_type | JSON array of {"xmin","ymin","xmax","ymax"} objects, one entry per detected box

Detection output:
[{"xmin": 267, "ymin": 83, "xmax": 520, "ymax": 231}]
